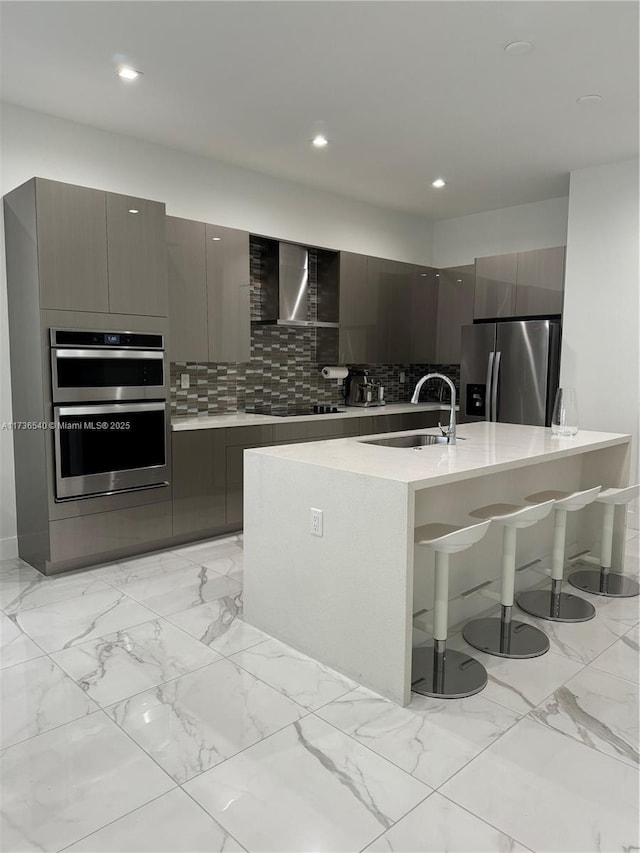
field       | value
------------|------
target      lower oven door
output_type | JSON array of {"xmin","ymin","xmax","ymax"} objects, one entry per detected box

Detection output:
[{"xmin": 53, "ymin": 401, "xmax": 169, "ymax": 500}]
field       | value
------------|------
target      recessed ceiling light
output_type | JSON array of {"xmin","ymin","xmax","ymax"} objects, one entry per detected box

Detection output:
[
  {"xmin": 576, "ymin": 94, "xmax": 603, "ymax": 105},
  {"xmin": 117, "ymin": 66, "xmax": 142, "ymax": 81},
  {"xmin": 435, "ymin": 273, "xmax": 440, "ymax": 277},
  {"xmin": 432, "ymin": 178, "xmax": 446, "ymax": 189},
  {"xmin": 312, "ymin": 135, "xmax": 329, "ymax": 148},
  {"xmin": 128, "ymin": 208, "xmax": 139, "ymax": 214},
  {"xmin": 504, "ymin": 40, "xmax": 533, "ymax": 56},
  {"xmin": 457, "ymin": 279, "xmax": 463, "ymax": 283},
  {"xmin": 420, "ymin": 273, "xmax": 428, "ymax": 277},
  {"xmin": 211, "ymin": 237, "xmax": 222, "ymax": 241}
]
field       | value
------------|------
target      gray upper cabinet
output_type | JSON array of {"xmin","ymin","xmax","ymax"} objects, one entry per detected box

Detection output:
[
  {"xmin": 167, "ymin": 216, "xmax": 208, "ymax": 362},
  {"xmin": 206, "ymin": 224, "xmax": 251, "ymax": 363},
  {"xmin": 36, "ymin": 179, "xmax": 109, "ymax": 313},
  {"xmin": 435, "ymin": 265, "xmax": 475, "ymax": 363},
  {"xmin": 514, "ymin": 246, "xmax": 565, "ymax": 316},
  {"xmin": 167, "ymin": 218, "xmax": 250, "ymax": 363},
  {"xmin": 338, "ymin": 252, "xmax": 369, "ymax": 363},
  {"xmin": 384, "ymin": 259, "xmax": 414, "ymax": 363},
  {"xmin": 474, "ymin": 253, "xmax": 518, "ymax": 319},
  {"xmin": 411, "ymin": 266, "xmax": 438, "ymax": 363},
  {"xmin": 106, "ymin": 193, "xmax": 168, "ymax": 317}
]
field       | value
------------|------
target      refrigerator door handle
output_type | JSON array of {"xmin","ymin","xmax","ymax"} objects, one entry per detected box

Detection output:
[
  {"xmin": 492, "ymin": 351, "xmax": 502, "ymax": 422},
  {"xmin": 485, "ymin": 352, "xmax": 495, "ymax": 420}
]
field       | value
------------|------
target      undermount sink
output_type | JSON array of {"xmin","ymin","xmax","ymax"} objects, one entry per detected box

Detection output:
[{"xmin": 360, "ymin": 433, "xmax": 467, "ymax": 448}]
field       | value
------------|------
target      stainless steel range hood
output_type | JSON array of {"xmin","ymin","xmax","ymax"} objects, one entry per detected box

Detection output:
[{"xmin": 256, "ymin": 242, "xmax": 339, "ymax": 328}]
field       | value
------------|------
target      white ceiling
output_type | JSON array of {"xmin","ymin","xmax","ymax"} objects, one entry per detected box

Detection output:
[{"xmin": 1, "ymin": 1, "xmax": 638, "ymax": 220}]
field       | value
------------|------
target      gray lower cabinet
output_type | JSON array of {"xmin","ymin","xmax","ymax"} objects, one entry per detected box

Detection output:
[
  {"xmin": 225, "ymin": 425, "xmax": 274, "ymax": 527},
  {"xmin": 35, "ymin": 179, "xmax": 110, "ymax": 313},
  {"xmin": 172, "ymin": 430, "xmax": 226, "ymax": 536},
  {"xmin": 358, "ymin": 411, "xmax": 441, "ymax": 434},
  {"xmin": 48, "ymin": 502, "xmax": 172, "ymax": 572},
  {"xmin": 106, "ymin": 192, "xmax": 168, "ymax": 317},
  {"xmin": 435, "ymin": 265, "xmax": 476, "ymax": 363}
]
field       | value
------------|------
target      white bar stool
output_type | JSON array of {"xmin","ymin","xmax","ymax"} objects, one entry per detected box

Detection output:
[
  {"xmin": 568, "ymin": 484, "xmax": 640, "ymax": 598},
  {"xmin": 516, "ymin": 486, "xmax": 601, "ymax": 622},
  {"xmin": 462, "ymin": 499, "xmax": 555, "ymax": 658},
  {"xmin": 412, "ymin": 519, "xmax": 491, "ymax": 699}
]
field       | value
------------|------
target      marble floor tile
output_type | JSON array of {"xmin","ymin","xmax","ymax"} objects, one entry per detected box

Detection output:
[
  {"xmin": 184, "ymin": 714, "xmax": 431, "ymax": 853},
  {"xmin": 15, "ymin": 587, "xmax": 157, "ymax": 653},
  {"xmin": 115, "ymin": 564, "xmax": 241, "ymax": 616},
  {"xmin": 316, "ymin": 686, "xmax": 521, "ymax": 788},
  {"xmin": 448, "ymin": 634, "xmax": 584, "ymax": 714},
  {"xmin": 530, "ymin": 665, "xmax": 639, "ymax": 767},
  {"xmin": 52, "ymin": 618, "xmax": 221, "ymax": 706},
  {"xmin": 168, "ymin": 592, "xmax": 270, "ymax": 656},
  {"xmin": 63, "ymin": 788, "xmax": 245, "ymax": 852},
  {"xmin": 0, "ymin": 557, "xmax": 41, "ymax": 579},
  {"xmin": 440, "ymin": 717, "xmax": 640, "ymax": 853},
  {"xmin": 364, "ymin": 791, "xmax": 532, "ymax": 852},
  {"xmin": 507, "ymin": 606, "xmax": 629, "ymax": 663},
  {"xmin": 565, "ymin": 583, "xmax": 640, "ymax": 627},
  {"xmin": 0, "ymin": 656, "xmax": 98, "ymax": 749},
  {"xmin": 91, "ymin": 550, "xmax": 197, "ymax": 586},
  {"xmin": 0, "ymin": 712, "xmax": 174, "ymax": 853},
  {"xmin": 0, "ymin": 568, "xmax": 110, "ymax": 615},
  {"xmin": 0, "ymin": 612, "xmax": 43, "ymax": 669},
  {"xmin": 590, "ymin": 624, "xmax": 639, "ymax": 683},
  {"xmin": 229, "ymin": 638, "xmax": 357, "ymax": 710},
  {"xmin": 108, "ymin": 658, "xmax": 306, "ymax": 783},
  {"xmin": 175, "ymin": 538, "xmax": 244, "ymax": 580}
]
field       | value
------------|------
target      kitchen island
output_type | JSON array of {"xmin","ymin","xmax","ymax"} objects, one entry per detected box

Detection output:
[{"xmin": 243, "ymin": 422, "xmax": 631, "ymax": 705}]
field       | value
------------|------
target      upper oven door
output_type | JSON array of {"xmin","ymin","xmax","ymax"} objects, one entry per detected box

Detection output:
[{"xmin": 51, "ymin": 348, "xmax": 165, "ymax": 402}]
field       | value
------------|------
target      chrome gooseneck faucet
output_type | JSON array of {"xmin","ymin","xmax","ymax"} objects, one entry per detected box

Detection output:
[{"xmin": 411, "ymin": 373, "xmax": 457, "ymax": 444}]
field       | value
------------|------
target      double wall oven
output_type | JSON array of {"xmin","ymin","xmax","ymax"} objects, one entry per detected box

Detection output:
[{"xmin": 50, "ymin": 329, "xmax": 170, "ymax": 501}]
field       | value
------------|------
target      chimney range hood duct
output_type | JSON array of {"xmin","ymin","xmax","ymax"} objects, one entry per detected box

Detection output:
[{"xmin": 257, "ymin": 241, "xmax": 339, "ymax": 328}]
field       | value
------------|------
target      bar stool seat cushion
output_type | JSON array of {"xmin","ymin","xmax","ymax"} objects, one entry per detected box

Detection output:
[
  {"xmin": 527, "ymin": 486, "xmax": 600, "ymax": 512},
  {"xmin": 471, "ymin": 500, "xmax": 555, "ymax": 527},
  {"xmin": 415, "ymin": 520, "xmax": 492, "ymax": 553}
]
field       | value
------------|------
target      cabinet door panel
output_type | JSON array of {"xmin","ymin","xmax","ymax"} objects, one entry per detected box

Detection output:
[
  {"xmin": 226, "ymin": 443, "xmax": 265, "ymax": 526},
  {"xmin": 338, "ymin": 252, "xmax": 369, "ymax": 363},
  {"xmin": 206, "ymin": 225, "xmax": 250, "ymax": 362},
  {"xmin": 36, "ymin": 180, "xmax": 109, "ymax": 313},
  {"xmin": 365, "ymin": 256, "xmax": 391, "ymax": 363},
  {"xmin": 172, "ymin": 431, "xmax": 226, "ymax": 536},
  {"xmin": 411, "ymin": 267, "xmax": 438, "ymax": 363},
  {"xmin": 435, "ymin": 266, "xmax": 475, "ymax": 363},
  {"xmin": 385, "ymin": 260, "xmax": 414, "ymax": 363},
  {"xmin": 167, "ymin": 217, "xmax": 208, "ymax": 362},
  {"xmin": 515, "ymin": 247, "xmax": 565, "ymax": 316},
  {"xmin": 474, "ymin": 254, "xmax": 517, "ymax": 319},
  {"xmin": 107, "ymin": 193, "xmax": 168, "ymax": 317}
]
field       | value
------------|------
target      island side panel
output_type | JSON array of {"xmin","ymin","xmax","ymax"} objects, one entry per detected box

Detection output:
[{"xmin": 243, "ymin": 450, "xmax": 415, "ymax": 705}]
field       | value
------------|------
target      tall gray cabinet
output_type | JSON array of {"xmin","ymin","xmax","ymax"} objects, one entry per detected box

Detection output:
[{"xmin": 3, "ymin": 177, "xmax": 171, "ymax": 575}]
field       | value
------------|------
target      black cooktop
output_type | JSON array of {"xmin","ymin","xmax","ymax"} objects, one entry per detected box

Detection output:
[{"xmin": 246, "ymin": 405, "xmax": 345, "ymax": 417}]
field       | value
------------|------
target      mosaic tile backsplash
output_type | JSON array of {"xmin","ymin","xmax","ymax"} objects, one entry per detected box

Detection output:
[{"xmin": 170, "ymin": 237, "xmax": 460, "ymax": 416}]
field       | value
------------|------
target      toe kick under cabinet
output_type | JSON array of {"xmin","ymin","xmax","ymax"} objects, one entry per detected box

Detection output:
[{"xmin": 170, "ymin": 409, "xmax": 443, "ymax": 540}]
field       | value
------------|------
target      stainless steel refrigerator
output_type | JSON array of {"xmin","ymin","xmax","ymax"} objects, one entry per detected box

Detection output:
[{"xmin": 460, "ymin": 319, "xmax": 561, "ymax": 426}]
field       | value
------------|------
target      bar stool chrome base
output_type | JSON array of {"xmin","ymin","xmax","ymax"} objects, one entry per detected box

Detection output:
[
  {"xmin": 411, "ymin": 643, "xmax": 487, "ymax": 699},
  {"xmin": 463, "ymin": 607, "xmax": 550, "ymax": 658},
  {"xmin": 516, "ymin": 582, "xmax": 595, "ymax": 622},
  {"xmin": 568, "ymin": 566, "xmax": 640, "ymax": 598}
]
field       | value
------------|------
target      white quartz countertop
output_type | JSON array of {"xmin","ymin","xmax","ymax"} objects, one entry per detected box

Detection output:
[
  {"xmin": 245, "ymin": 422, "xmax": 631, "ymax": 490},
  {"xmin": 171, "ymin": 402, "xmax": 450, "ymax": 431}
]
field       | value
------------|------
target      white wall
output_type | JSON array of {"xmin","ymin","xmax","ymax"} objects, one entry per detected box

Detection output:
[
  {"xmin": 0, "ymin": 103, "xmax": 435, "ymax": 558},
  {"xmin": 561, "ymin": 158, "xmax": 639, "ymax": 485},
  {"xmin": 432, "ymin": 197, "xmax": 569, "ymax": 268}
]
